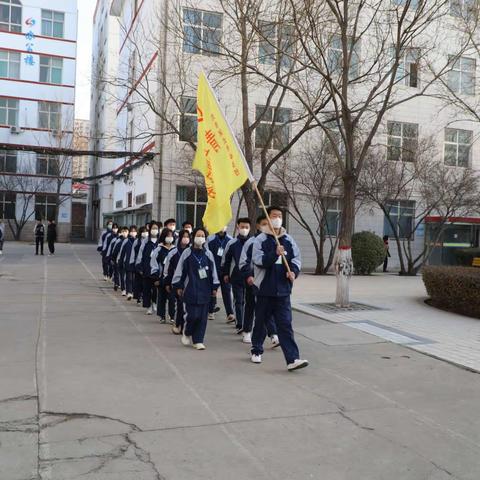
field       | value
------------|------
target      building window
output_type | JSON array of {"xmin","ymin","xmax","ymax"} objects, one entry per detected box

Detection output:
[
  {"xmin": 135, "ymin": 193, "xmax": 146, "ymax": 205},
  {"xmin": 394, "ymin": 48, "xmax": 419, "ymax": 88},
  {"xmin": 0, "ymin": 97, "xmax": 18, "ymax": 126},
  {"xmin": 127, "ymin": 191, "xmax": 133, "ymax": 207},
  {"xmin": 258, "ymin": 21, "xmax": 295, "ymax": 67},
  {"xmin": 183, "ymin": 8, "xmax": 222, "ymax": 56},
  {"xmin": 176, "ymin": 186, "xmax": 207, "ymax": 227},
  {"xmin": 0, "ymin": 0, "xmax": 22, "ymax": 33},
  {"xmin": 0, "ymin": 50, "xmax": 20, "ymax": 79},
  {"xmin": 327, "ymin": 35, "xmax": 360, "ymax": 79},
  {"xmin": 0, "ymin": 191, "xmax": 15, "ymax": 219},
  {"xmin": 39, "ymin": 56, "xmax": 63, "ymax": 84},
  {"xmin": 38, "ymin": 102, "xmax": 61, "ymax": 130},
  {"xmin": 384, "ymin": 200, "xmax": 415, "ymax": 239},
  {"xmin": 325, "ymin": 197, "xmax": 342, "ymax": 237},
  {"xmin": 41, "ymin": 10, "xmax": 64, "ymax": 38},
  {"xmin": 179, "ymin": 96, "xmax": 197, "ymax": 142},
  {"xmin": 36, "ymin": 154, "xmax": 59, "ymax": 176},
  {"xmin": 35, "ymin": 194, "xmax": 57, "ymax": 221},
  {"xmin": 450, "ymin": 0, "xmax": 475, "ymax": 17},
  {"xmin": 444, "ymin": 128, "xmax": 472, "ymax": 167},
  {"xmin": 115, "ymin": 199, "xmax": 123, "ymax": 209},
  {"xmin": 448, "ymin": 56, "xmax": 475, "ymax": 95},
  {"xmin": 0, "ymin": 149, "xmax": 16, "ymax": 172},
  {"xmin": 387, "ymin": 121, "xmax": 418, "ymax": 162},
  {"xmin": 255, "ymin": 105, "xmax": 291, "ymax": 150},
  {"xmin": 260, "ymin": 190, "xmax": 289, "ymax": 227}
]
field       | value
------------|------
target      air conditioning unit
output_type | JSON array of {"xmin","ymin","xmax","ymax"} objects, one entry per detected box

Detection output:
[{"xmin": 10, "ymin": 126, "xmax": 22, "ymax": 134}]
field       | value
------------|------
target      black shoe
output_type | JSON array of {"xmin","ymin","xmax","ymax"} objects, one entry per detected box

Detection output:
[
  {"xmin": 236, "ymin": 327, "xmax": 244, "ymax": 335},
  {"xmin": 114, "ymin": 285, "xmax": 118, "ymax": 291},
  {"xmin": 213, "ymin": 306, "xmax": 220, "ymax": 313}
]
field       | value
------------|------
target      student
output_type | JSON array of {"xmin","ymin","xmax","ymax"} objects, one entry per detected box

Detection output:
[
  {"xmin": 164, "ymin": 229, "xmax": 191, "ymax": 334},
  {"xmin": 34, "ymin": 219, "xmax": 45, "ymax": 255},
  {"xmin": 182, "ymin": 221, "xmax": 193, "ymax": 234},
  {"xmin": 222, "ymin": 217, "xmax": 253, "ymax": 343},
  {"xmin": 151, "ymin": 228, "xmax": 176, "ymax": 323},
  {"xmin": 121, "ymin": 226, "xmax": 137, "ymax": 300},
  {"xmin": 47, "ymin": 219, "xmax": 57, "ymax": 256},
  {"xmin": 383, "ymin": 235, "xmax": 391, "ymax": 273},
  {"xmin": 0, "ymin": 219, "xmax": 4, "ymax": 255},
  {"xmin": 104, "ymin": 223, "xmax": 119, "ymax": 282},
  {"xmin": 251, "ymin": 206, "xmax": 308, "ymax": 371},
  {"xmin": 115, "ymin": 227, "xmax": 130, "ymax": 295},
  {"xmin": 173, "ymin": 227, "xmax": 219, "ymax": 350},
  {"xmin": 207, "ymin": 227, "xmax": 234, "ymax": 322},
  {"xmin": 110, "ymin": 227, "xmax": 126, "ymax": 291},
  {"xmin": 98, "ymin": 221, "xmax": 114, "ymax": 280},
  {"xmin": 139, "ymin": 222, "xmax": 160, "ymax": 315},
  {"xmin": 239, "ymin": 215, "xmax": 279, "ymax": 348},
  {"xmin": 130, "ymin": 226, "xmax": 147, "ymax": 303}
]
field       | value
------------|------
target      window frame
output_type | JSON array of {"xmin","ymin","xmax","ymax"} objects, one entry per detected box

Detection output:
[
  {"xmin": 0, "ymin": 149, "xmax": 17, "ymax": 173},
  {"xmin": 444, "ymin": 127, "xmax": 472, "ymax": 168},
  {"xmin": 448, "ymin": 56, "xmax": 476, "ymax": 96},
  {"xmin": 0, "ymin": 49, "xmax": 20, "ymax": 79},
  {"xmin": 0, "ymin": 97, "xmax": 18, "ymax": 126},
  {"xmin": 41, "ymin": 9, "xmax": 65, "ymax": 39},
  {"xmin": 327, "ymin": 34, "xmax": 361, "ymax": 79},
  {"xmin": 178, "ymin": 96, "xmax": 197, "ymax": 143},
  {"xmin": 36, "ymin": 154, "xmax": 60, "ymax": 176},
  {"xmin": 39, "ymin": 55, "xmax": 63, "ymax": 84},
  {"xmin": 387, "ymin": 121, "xmax": 419, "ymax": 162},
  {"xmin": 38, "ymin": 101, "xmax": 61, "ymax": 130},
  {"xmin": 325, "ymin": 197, "xmax": 342, "ymax": 237},
  {"xmin": 254, "ymin": 104, "xmax": 292, "ymax": 150},
  {"xmin": 258, "ymin": 21, "xmax": 295, "ymax": 68},
  {"xmin": 182, "ymin": 8, "xmax": 222, "ymax": 56},
  {"xmin": 176, "ymin": 185, "xmax": 207, "ymax": 227},
  {"xmin": 0, "ymin": 190, "xmax": 16, "ymax": 219},
  {"xmin": 394, "ymin": 47, "xmax": 420, "ymax": 88},
  {"xmin": 35, "ymin": 193, "xmax": 57, "ymax": 221},
  {"xmin": 0, "ymin": 0, "xmax": 22, "ymax": 33},
  {"xmin": 384, "ymin": 200, "xmax": 415, "ymax": 240}
]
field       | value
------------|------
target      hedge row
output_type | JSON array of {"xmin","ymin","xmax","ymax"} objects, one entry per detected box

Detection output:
[{"xmin": 423, "ymin": 266, "xmax": 480, "ymax": 319}]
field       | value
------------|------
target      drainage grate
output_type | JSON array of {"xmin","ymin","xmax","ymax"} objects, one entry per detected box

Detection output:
[{"xmin": 306, "ymin": 302, "xmax": 385, "ymax": 313}]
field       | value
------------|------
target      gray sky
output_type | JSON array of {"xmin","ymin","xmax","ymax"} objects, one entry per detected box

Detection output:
[{"xmin": 75, "ymin": 0, "xmax": 96, "ymax": 121}]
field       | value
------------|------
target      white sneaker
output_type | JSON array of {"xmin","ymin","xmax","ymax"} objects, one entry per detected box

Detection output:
[
  {"xmin": 146, "ymin": 307, "xmax": 153, "ymax": 315},
  {"xmin": 271, "ymin": 335, "xmax": 280, "ymax": 348},
  {"xmin": 193, "ymin": 343, "xmax": 206, "ymax": 350},
  {"xmin": 103, "ymin": 275, "xmax": 108, "ymax": 281},
  {"xmin": 172, "ymin": 325, "xmax": 182, "ymax": 335},
  {"xmin": 159, "ymin": 317, "xmax": 166, "ymax": 324},
  {"xmin": 0, "ymin": 250, "xmax": 3, "ymax": 255},
  {"xmin": 251, "ymin": 354, "xmax": 262, "ymax": 364},
  {"xmin": 181, "ymin": 334, "xmax": 191, "ymax": 346},
  {"xmin": 208, "ymin": 313, "xmax": 215, "ymax": 321},
  {"xmin": 226, "ymin": 314, "xmax": 236, "ymax": 324},
  {"xmin": 121, "ymin": 290, "xmax": 126, "ymax": 296},
  {"xmin": 287, "ymin": 359, "xmax": 309, "ymax": 371},
  {"xmin": 169, "ymin": 317, "xmax": 175, "ymax": 325},
  {"xmin": 242, "ymin": 332, "xmax": 252, "ymax": 344},
  {"xmin": 152, "ymin": 304, "xmax": 157, "ymax": 313},
  {"xmin": 127, "ymin": 293, "xmax": 133, "ymax": 300}
]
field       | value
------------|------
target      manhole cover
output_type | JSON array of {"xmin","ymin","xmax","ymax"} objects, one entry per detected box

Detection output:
[{"xmin": 306, "ymin": 302, "xmax": 384, "ymax": 313}]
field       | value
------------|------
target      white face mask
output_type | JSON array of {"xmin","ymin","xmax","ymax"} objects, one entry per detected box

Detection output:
[
  {"xmin": 165, "ymin": 236, "xmax": 174, "ymax": 244},
  {"xmin": 112, "ymin": 228, "xmax": 118, "ymax": 234},
  {"xmin": 150, "ymin": 229, "xmax": 159, "ymax": 237},
  {"xmin": 130, "ymin": 231, "xmax": 137, "ymax": 238},
  {"xmin": 185, "ymin": 227, "xmax": 193, "ymax": 234},
  {"xmin": 239, "ymin": 228, "xmax": 250, "ymax": 237},
  {"xmin": 194, "ymin": 237, "xmax": 206, "ymax": 247},
  {"xmin": 141, "ymin": 232, "xmax": 149, "ymax": 239},
  {"xmin": 168, "ymin": 225, "xmax": 176, "ymax": 232},
  {"xmin": 271, "ymin": 218, "xmax": 282, "ymax": 229},
  {"xmin": 107, "ymin": 224, "xmax": 113, "ymax": 230},
  {"xmin": 181, "ymin": 237, "xmax": 190, "ymax": 246}
]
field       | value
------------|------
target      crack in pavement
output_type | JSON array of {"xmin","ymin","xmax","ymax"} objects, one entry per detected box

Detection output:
[
  {"xmin": 0, "ymin": 394, "xmax": 38, "ymax": 404},
  {"xmin": 0, "ymin": 416, "xmax": 39, "ymax": 434}
]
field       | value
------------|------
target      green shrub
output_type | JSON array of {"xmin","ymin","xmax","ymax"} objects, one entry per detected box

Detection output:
[
  {"xmin": 455, "ymin": 248, "xmax": 480, "ymax": 266},
  {"xmin": 423, "ymin": 266, "xmax": 480, "ymax": 319},
  {"xmin": 351, "ymin": 231, "xmax": 385, "ymax": 275}
]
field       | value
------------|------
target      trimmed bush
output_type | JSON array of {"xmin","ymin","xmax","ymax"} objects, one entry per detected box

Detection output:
[
  {"xmin": 423, "ymin": 266, "xmax": 480, "ymax": 319},
  {"xmin": 455, "ymin": 248, "xmax": 480, "ymax": 266},
  {"xmin": 351, "ymin": 231, "xmax": 385, "ymax": 275}
]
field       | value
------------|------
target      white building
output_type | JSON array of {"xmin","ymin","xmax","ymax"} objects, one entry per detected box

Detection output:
[
  {"xmin": 0, "ymin": 0, "xmax": 77, "ymax": 241},
  {"xmin": 90, "ymin": 0, "xmax": 480, "ymax": 270}
]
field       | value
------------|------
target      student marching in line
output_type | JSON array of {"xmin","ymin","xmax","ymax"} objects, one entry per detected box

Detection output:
[
  {"xmin": 0, "ymin": 219, "xmax": 5, "ymax": 255},
  {"xmin": 222, "ymin": 217, "xmax": 253, "ymax": 343},
  {"xmin": 138, "ymin": 222, "xmax": 160, "ymax": 315},
  {"xmin": 98, "ymin": 220, "xmax": 113, "ymax": 280},
  {"xmin": 121, "ymin": 225, "xmax": 137, "ymax": 300},
  {"xmin": 110, "ymin": 227, "xmax": 126, "ymax": 291},
  {"xmin": 104, "ymin": 223, "xmax": 119, "ymax": 281},
  {"xmin": 173, "ymin": 227, "xmax": 219, "ymax": 350},
  {"xmin": 239, "ymin": 215, "xmax": 280, "ymax": 349},
  {"xmin": 181, "ymin": 221, "xmax": 193, "ymax": 235},
  {"xmin": 207, "ymin": 227, "xmax": 234, "ymax": 322},
  {"xmin": 116, "ymin": 226, "xmax": 131, "ymax": 295},
  {"xmin": 130, "ymin": 226, "xmax": 148, "ymax": 304},
  {"xmin": 164, "ymin": 229, "xmax": 191, "ymax": 335},
  {"xmin": 151, "ymin": 228, "xmax": 176, "ymax": 324},
  {"xmin": 251, "ymin": 206, "xmax": 308, "ymax": 371},
  {"xmin": 34, "ymin": 219, "xmax": 45, "ymax": 255},
  {"xmin": 164, "ymin": 218, "xmax": 178, "ymax": 242}
]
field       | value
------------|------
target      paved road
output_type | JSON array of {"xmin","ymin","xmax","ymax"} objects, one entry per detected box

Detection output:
[{"xmin": 1, "ymin": 242, "xmax": 480, "ymax": 480}]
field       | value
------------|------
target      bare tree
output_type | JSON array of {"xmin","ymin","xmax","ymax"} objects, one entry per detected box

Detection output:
[{"xmin": 273, "ymin": 142, "xmax": 342, "ymax": 274}]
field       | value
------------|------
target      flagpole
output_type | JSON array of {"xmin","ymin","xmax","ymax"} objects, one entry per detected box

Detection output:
[{"xmin": 200, "ymin": 71, "xmax": 292, "ymax": 275}]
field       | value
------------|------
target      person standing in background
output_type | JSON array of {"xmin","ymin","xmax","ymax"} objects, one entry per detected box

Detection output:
[
  {"xmin": 34, "ymin": 219, "xmax": 45, "ymax": 256},
  {"xmin": 47, "ymin": 219, "xmax": 57, "ymax": 256},
  {"xmin": 383, "ymin": 235, "xmax": 391, "ymax": 273},
  {"xmin": 0, "ymin": 219, "xmax": 4, "ymax": 255}
]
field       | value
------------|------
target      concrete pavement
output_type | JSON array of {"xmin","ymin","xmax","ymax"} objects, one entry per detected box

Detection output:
[{"xmin": 1, "ymin": 242, "xmax": 480, "ymax": 479}]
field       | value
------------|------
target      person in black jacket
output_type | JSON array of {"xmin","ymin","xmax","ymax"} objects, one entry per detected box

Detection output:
[
  {"xmin": 34, "ymin": 219, "xmax": 45, "ymax": 255},
  {"xmin": 47, "ymin": 219, "xmax": 57, "ymax": 256}
]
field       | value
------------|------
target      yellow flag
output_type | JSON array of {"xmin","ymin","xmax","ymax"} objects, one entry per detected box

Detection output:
[{"xmin": 193, "ymin": 72, "xmax": 254, "ymax": 234}]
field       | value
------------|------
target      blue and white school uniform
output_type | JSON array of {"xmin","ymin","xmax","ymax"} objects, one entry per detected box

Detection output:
[
  {"xmin": 172, "ymin": 246, "xmax": 220, "ymax": 345},
  {"xmin": 139, "ymin": 237, "xmax": 158, "ymax": 308},
  {"xmin": 150, "ymin": 244, "xmax": 176, "ymax": 321}
]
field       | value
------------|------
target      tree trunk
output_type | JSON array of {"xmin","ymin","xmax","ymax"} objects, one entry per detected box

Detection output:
[
  {"xmin": 314, "ymin": 229, "xmax": 326, "ymax": 275},
  {"xmin": 242, "ymin": 183, "xmax": 258, "ymax": 225},
  {"xmin": 335, "ymin": 174, "xmax": 356, "ymax": 307}
]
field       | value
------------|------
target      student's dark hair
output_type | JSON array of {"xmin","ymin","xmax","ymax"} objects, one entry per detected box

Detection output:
[
  {"xmin": 266, "ymin": 205, "xmax": 283, "ymax": 216},
  {"xmin": 383, "ymin": 235, "xmax": 389, "ymax": 241},
  {"xmin": 177, "ymin": 229, "xmax": 191, "ymax": 242},
  {"xmin": 182, "ymin": 221, "xmax": 193, "ymax": 227},
  {"xmin": 129, "ymin": 225, "xmax": 137, "ymax": 231},
  {"xmin": 164, "ymin": 218, "xmax": 176, "ymax": 225},
  {"xmin": 159, "ymin": 227, "xmax": 174, "ymax": 244},
  {"xmin": 112, "ymin": 223, "xmax": 119, "ymax": 228},
  {"xmin": 237, "ymin": 217, "xmax": 251, "ymax": 225},
  {"xmin": 158, "ymin": 221, "xmax": 163, "ymax": 228},
  {"xmin": 149, "ymin": 222, "xmax": 159, "ymax": 232},
  {"xmin": 256, "ymin": 214, "xmax": 267, "ymax": 224},
  {"xmin": 192, "ymin": 227, "xmax": 208, "ymax": 239}
]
